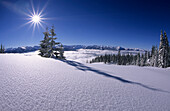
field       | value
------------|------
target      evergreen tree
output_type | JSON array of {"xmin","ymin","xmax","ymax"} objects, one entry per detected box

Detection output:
[
  {"xmin": 103, "ymin": 55, "xmax": 106, "ymax": 63},
  {"xmin": 49, "ymin": 26, "xmax": 60, "ymax": 58},
  {"xmin": 144, "ymin": 51, "xmax": 148, "ymax": 66},
  {"xmin": 39, "ymin": 26, "xmax": 64, "ymax": 58},
  {"xmin": 121, "ymin": 54, "xmax": 126, "ymax": 65},
  {"xmin": 140, "ymin": 54, "xmax": 144, "ymax": 66},
  {"xmin": 151, "ymin": 45, "xmax": 155, "ymax": 57},
  {"xmin": 0, "ymin": 44, "xmax": 2, "ymax": 53},
  {"xmin": 164, "ymin": 31, "xmax": 169, "ymax": 67},
  {"xmin": 136, "ymin": 53, "xmax": 140, "ymax": 66},
  {"xmin": 147, "ymin": 51, "xmax": 151, "ymax": 65},
  {"xmin": 59, "ymin": 44, "xmax": 65, "ymax": 59},
  {"xmin": 126, "ymin": 53, "xmax": 130, "ymax": 65},
  {"xmin": 3, "ymin": 46, "xmax": 5, "ymax": 53},
  {"xmin": 147, "ymin": 51, "xmax": 151, "ymax": 60},
  {"xmin": 111, "ymin": 55, "xmax": 116, "ymax": 63},
  {"xmin": 169, "ymin": 46, "xmax": 170, "ymax": 67},
  {"xmin": 158, "ymin": 30, "xmax": 165, "ymax": 68},
  {"xmin": 150, "ymin": 45, "xmax": 155, "ymax": 66},
  {"xmin": 134, "ymin": 55, "xmax": 138, "ymax": 65},
  {"xmin": 154, "ymin": 46, "xmax": 158, "ymax": 67},
  {"xmin": 0, "ymin": 44, "xmax": 5, "ymax": 53},
  {"xmin": 39, "ymin": 27, "xmax": 51, "ymax": 57},
  {"xmin": 117, "ymin": 50, "xmax": 121, "ymax": 65},
  {"xmin": 129, "ymin": 54, "xmax": 134, "ymax": 65}
]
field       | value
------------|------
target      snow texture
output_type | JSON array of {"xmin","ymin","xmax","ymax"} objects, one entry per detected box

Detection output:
[{"xmin": 0, "ymin": 51, "xmax": 170, "ymax": 111}]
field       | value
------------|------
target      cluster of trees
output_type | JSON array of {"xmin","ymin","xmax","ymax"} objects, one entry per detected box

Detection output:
[
  {"xmin": 89, "ymin": 51, "xmax": 150, "ymax": 66},
  {"xmin": 39, "ymin": 26, "xmax": 65, "ymax": 59},
  {"xmin": 0, "ymin": 44, "xmax": 5, "ymax": 53},
  {"xmin": 90, "ymin": 31, "xmax": 170, "ymax": 68}
]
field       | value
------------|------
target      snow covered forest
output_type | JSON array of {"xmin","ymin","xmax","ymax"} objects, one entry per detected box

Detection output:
[{"xmin": 90, "ymin": 31, "xmax": 170, "ymax": 68}]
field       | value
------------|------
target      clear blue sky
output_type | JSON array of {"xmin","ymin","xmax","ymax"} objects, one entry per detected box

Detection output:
[{"xmin": 0, "ymin": 0, "xmax": 170, "ymax": 49}]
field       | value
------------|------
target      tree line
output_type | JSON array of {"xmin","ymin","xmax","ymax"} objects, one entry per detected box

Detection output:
[
  {"xmin": 90, "ymin": 31, "xmax": 170, "ymax": 68},
  {"xmin": 39, "ymin": 26, "xmax": 65, "ymax": 59}
]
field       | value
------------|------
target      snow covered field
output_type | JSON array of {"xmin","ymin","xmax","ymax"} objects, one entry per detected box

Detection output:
[{"xmin": 0, "ymin": 51, "xmax": 170, "ymax": 111}]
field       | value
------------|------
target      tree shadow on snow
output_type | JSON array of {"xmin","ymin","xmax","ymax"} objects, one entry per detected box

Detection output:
[{"xmin": 58, "ymin": 59, "xmax": 170, "ymax": 94}]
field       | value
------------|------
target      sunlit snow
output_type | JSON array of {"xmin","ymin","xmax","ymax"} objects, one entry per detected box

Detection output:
[{"xmin": 0, "ymin": 51, "xmax": 170, "ymax": 110}]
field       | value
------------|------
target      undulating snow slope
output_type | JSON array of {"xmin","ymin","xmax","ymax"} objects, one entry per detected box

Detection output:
[{"xmin": 0, "ymin": 51, "xmax": 170, "ymax": 111}]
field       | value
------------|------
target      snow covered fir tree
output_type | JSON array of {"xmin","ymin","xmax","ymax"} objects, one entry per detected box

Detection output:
[
  {"xmin": 90, "ymin": 30, "xmax": 170, "ymax": 68},
  {"xmin": 39, "ymin": 26, "xmax": 65, "ymax": 59},
  {"xmin": 158, "ymin": 31, "xmax": 170, "ymax": 68}
]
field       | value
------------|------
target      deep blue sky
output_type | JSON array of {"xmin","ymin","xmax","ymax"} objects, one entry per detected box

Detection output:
[{"xmin": 0, "ymin": 0, "xmax": 170, "ymax": 49}]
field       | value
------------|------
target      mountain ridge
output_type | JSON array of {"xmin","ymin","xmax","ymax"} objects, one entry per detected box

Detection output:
[{"xmin": 4, "ymin": 45, "xmax": 145, "ymax": 53}]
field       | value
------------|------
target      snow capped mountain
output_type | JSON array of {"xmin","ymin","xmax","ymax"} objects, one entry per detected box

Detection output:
[
  {"xmin": 5, "ymin": 45, "xmax": 145, "ymax": 53},
  {"xmin": 5, "ymin": 46, "xmax": 40, "ymax": 53}
]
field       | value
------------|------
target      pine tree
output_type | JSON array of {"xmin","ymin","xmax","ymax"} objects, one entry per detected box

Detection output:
[
  {"xmin": 59, "ymin": 44, "xmax": 65, "ymax": 59},
  {"xmin": 131, "ymin": 55, "xmax": 136, "ymax": 65},
  {"xmin": 0, "ymin": 44, "xmax": 5, "ymax": 53},
  {"xmin": 168, "ymin": 46, "xmax": 170, "ymax": 67},
  {"xmin": 126, "ymin": 53, "xmax": 130, "ymax": 65},
  {"xmin": 104, "ymin": 54, "xmax": 107, "ymax": 64},
  {"xmin": 0, "ymin": 44, "xmax": 2, "ymax": 53},
  {"xmin": 3, "ymin": 46, "xmax": 5, "ymax": 53},
  {"xmin": 121, "ymin": 54, "xmax": 126, "ymax": 65},
  {"xmin": 150, "ymin": 45, "xmax": 155, "ymax": 66},
  {"xmin": 49, "ymin": 26, "xmax": 60, "ymax": 58},
  {"xmin": 158, "ymin": 30, "xmax": 165, "ymax": 68},
  {"xmin": 39, "ymin": 27, "xmax": 51, "ymax": 57},
  {"xmin": 117, "ymin": 50, "xmax": 121, "ymax": 65},
  {"xmin": 147, "ymin": 51, "xmax": 151, "ymax": 66},
  {"xmin": 151, "ymin": 45, "xmax": 155, "ymax": 57},
  {"xmin": 140, "ymin": 54, "xmax": 144, "ymax": 66},
  {"xmin": 147, "ymin": 51, "xmax": 151, "ymax": 60},
  {"xmin": 144, "ymin": 51, "xmax": 148, "ymax": 66},
  {"xmin": 136, "ymin": 53, "xmax": 140, "ymax": 66},
  {"xmin": 164, "ymin": 31, "xmax": 169, "ymax": 67},
  {"xmin": 154, "ymin": 46, "xmax": 158, "ymax": 67},
  {"xmin": 129, "ymin": 54, "xmax": 134, "ymax": 65}
]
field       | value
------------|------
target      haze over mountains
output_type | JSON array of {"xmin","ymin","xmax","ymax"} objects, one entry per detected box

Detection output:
[{"xmin": 5, "ymin": 45, "xmax": 145, "ymax": 53}]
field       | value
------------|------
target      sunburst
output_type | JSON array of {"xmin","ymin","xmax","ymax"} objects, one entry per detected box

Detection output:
[{"xmin": 23, "ymin": 0, "xmax": 49, "ymax": 33}]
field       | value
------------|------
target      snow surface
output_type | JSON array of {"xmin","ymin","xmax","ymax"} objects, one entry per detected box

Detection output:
[{"xmin": 0, "ymin": 51, "xmax": 170, "ymax": 111}]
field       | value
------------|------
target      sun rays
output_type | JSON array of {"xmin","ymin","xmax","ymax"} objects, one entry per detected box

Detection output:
[{"xmin": 22, "ymin": 0, "xmax": 50, "ymax": 33}]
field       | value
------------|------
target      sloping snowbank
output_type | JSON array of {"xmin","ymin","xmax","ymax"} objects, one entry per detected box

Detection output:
[{"xmin": 0, "ymin": 52, "xmax": 170, "ymax": 111}]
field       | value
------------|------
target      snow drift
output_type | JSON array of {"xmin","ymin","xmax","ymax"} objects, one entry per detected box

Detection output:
[{"xmin": 0, "ymin": 51, "xmax": 170, "ymax": 111}]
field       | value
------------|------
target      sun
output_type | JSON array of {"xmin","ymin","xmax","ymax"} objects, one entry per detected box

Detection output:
[
  {"xmin": 32, "ymin": 15, "xmax": 40, "ymax": 23},
  {"xmin": 22, "ymin": 1, "xmax": 50, "ymax": 32}
]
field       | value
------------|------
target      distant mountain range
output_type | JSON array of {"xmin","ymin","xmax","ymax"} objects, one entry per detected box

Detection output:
[{"xmin": 5, "ymin": 45, "xmax": 145, "ymax": 53}]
